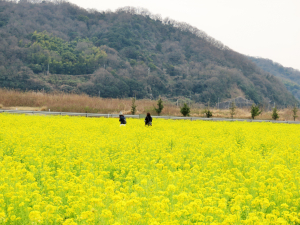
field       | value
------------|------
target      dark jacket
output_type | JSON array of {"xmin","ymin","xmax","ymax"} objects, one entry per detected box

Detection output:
[
  {"xmin": 145, "ymin": 115, "xmax": 152, "ymax": 125},
  {"xmin": 119, "ymin": 115, "xmax": 126, "ymax": 124}
]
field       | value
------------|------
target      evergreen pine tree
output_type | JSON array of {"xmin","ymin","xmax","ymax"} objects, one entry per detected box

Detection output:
[
  {"xmin": 272, "ymin": 106, "xmax": 279, "ymax": 120},
  {"xmin": 180, "ymin": 103, "xmax": 190, "ymax": 117},
  {"xmin": 292, "ymin": 104, "xmax": 298, "ymax": 121},
  {"xmin": 204, "ymin": 101, "xmax": 212, "ymax": 118},
  {"xmin": 250, "ymin": 104, "xmax": 261, "ymax": 119},
  {"xmin": 131, "ymin": 98, "xmax": 137, "ymax": 115},
  {"xmin": 154, "ymin": 98, "xmax": 164, "ymax": 116},
  {"xmin": 204, "ymin": 109, "xmax": 212, "ymax": 118},
  {"xmin": 229, "ymin": 101, "xmax": 236, "ymax": 119}
]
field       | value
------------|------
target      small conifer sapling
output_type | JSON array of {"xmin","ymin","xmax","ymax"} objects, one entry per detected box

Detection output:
[
  {"xmin": 154, "ymin": 98, "xmax": 164, "ymax": 116},
  {"xmin": 250, "ymin": 104, "xmax": 261, "ymax": 119},
  {"xmin": 292, "ymin": 104, "xmax": 298, "ymax": 121},
  {"xmin": 229, "ymin": 101, "xmax": 236, "ymax": 119},
  {"xmin": 180, "ymin": 103, "xmax": 190, "ymax": 117},
  {"xmin": 203, "ymin": 102, "xmax": 212, "ymax": 118},
  {"xmin": 272, "ymin": 106, "xmax": 279, "ymax": 120},
  {"xmin": 131, "ymin": 98, "xmax": 137, "ymax": 115}
]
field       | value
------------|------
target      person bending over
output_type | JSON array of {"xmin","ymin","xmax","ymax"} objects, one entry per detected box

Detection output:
[
  {"xmin": 145, "ymin": 112, "xmax": 152, "ymax": 126},
  {"xmin": 119, "ymin": 114, "xmax": 126, "ymax": 125}
]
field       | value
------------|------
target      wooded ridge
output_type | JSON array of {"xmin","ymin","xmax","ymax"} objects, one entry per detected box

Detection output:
[
  {"xmin": 0, "ymin": 0, "xmax": 297, "ymax": 106},
  {"xmin": 249, "ymin": 56, "xmax": 300, "ymax": 102}
]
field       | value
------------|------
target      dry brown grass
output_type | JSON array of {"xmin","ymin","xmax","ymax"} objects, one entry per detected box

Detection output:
[
  {"xmin": 0, "ymin": 89, "xmax": 299, "ymax": 121},
  {"xmin": 211, "ymin": 108, "xmax": 299, "ymax": 121},
  {"xmin": 3, "ymin": 106, "xmax": 43, "ymax": 111},
  {"xmin": 0, "ymin": 89, "xmax": 175, "ymax": 114}
]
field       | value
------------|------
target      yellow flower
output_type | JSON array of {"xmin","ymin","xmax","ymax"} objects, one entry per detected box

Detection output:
[
  {"xmin": 166, "ymin": 184, "xmax": 176, "ymax": 193},
  {"xmin": 62, "ymin": 218, "xmax": 77, "ymax": 225},
  {"xmin": 130, "ymin": 213, "xmax": 142, "ymax": 221},
  {"xmin": 2, "ymin": 114, "xmax": 300, "ymax": 224},
  {"xmin": 29, "ymin": 211, "xmax": 43, "ymax": 223},
  {"xmin": 10, "ymin": 215, "xmax": 16, "ymax": 221},
  {"xmin": 0, "ymin": 212, "xmax": 6, "ymax": 222},
  {"xmin": 101, "ymin": 209, "xmax": 113, "ymax": 219}
]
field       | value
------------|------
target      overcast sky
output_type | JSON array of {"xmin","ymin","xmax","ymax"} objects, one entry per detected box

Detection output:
[{"xmin": 69, "ymin": 0, "xmax": 300, "ymax": 70}]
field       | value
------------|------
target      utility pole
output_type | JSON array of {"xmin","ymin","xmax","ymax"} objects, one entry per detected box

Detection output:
[
  {"xmin": 148, "ymin": 67, "xmax": 150, "ymax": 75},
  {"xmin": 47, "ymin": 63, "xmax": 49, "ymax": 75}
]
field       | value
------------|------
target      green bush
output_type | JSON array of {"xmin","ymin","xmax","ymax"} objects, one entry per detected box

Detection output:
[
  {"xmin": 229, "ymin": 101, "xmax": 236, "ymax": 119},
  {"xmin": 292, "ymin": 104, "xmax": 298, "ymax": 121},
  {"xmin": 250, "ymin": 104, "xmax": 261, "ymax": 119},
  {"xmin": 131, "ymin": 98, "xmax": 137, "ymax": 115},
  {"xmin": 180, "ymin": 103, "xmax": 190, "ymax": 117},
  {"xmin": 204, "ymin": 109, "xmax": 212, "ymax": 118},
  {"xmin": 272, "ymin": 106, "xmax": 279, "ymax": 120},
  {"xmin": 154, "ymin": 98, "xmax": 164, "ymax": 116}
]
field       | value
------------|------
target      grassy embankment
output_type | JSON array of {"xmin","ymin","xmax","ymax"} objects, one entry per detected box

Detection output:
[{"xmin": 0, "ymin": 89, "xmax": 299, "ymax": 121}]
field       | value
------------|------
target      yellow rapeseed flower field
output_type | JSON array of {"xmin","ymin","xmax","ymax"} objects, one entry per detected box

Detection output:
[{"xmin": 1, "ymin": 113, "xmax": 300, "ymax": 225}]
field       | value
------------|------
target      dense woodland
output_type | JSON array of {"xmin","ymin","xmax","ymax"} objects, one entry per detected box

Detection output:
[
  {"xmin": 249, "ymin": 57, "xmax": 300, "ymax": 101},
  {"xmin": 0, "ymin": 0, "xmax": 298, "ymax": 106}
]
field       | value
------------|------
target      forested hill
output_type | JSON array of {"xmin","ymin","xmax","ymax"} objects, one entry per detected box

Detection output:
[
  {"xmin": 0, "ymin": 0, "xmax": 297, "ymax": 106},
  {"xmin": 249, "ymin": 57, "xmax": 300, "ymax": 101}
]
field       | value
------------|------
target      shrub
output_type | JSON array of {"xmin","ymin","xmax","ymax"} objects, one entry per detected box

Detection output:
[
  {"xmin": 250, "ymin": 104, "xmax": 261, "ymax": 119},
  {"xmin": 204, "ymin": 109, "xmax": 213, "ymax": 118},
  {"xmin": 229, "ymin": 101, "xmax": 236, "ymax": 119},
  {"xmin": 180, "ymin": 103, "xmax": 190, "ymax": 117},
  {"xmin": 131, "ymin": 98, "xmax": 137, "ymax": 115},
  {"xmin": 292, "ymin": 104, "xmax": 298, "ymax": 121},
  {"xmin": 154, "ymin": 98, "xmax": 164, "ymax": 116},
  {"xmin": 272, "ymin": 106, "xmax": 279, "ymax": 120}
]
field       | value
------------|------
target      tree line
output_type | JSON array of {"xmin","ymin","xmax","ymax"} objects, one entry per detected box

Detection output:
[{"xmin": 132, "ymin": 98, "xmax": 298, "ymax": 121}]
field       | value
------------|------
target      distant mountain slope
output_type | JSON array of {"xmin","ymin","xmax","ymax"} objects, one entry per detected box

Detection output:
[
  {"xmin": 249, "ymin": 56, "xmax": 300, "ymax": 101},
  {"xmin": 0, "ymin": 0, "xmax": 297, "ymax": 106}
]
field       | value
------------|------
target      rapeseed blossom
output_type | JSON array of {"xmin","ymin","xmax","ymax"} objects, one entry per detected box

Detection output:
[{"xmin": 0, "ymin": 113, "xmax": 300, "ymax": 224}]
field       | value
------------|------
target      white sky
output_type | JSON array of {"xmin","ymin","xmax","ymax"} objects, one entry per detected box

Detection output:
[{"xmin": 69, "ymin": 0, "xmax": 300, "ymax": 70}]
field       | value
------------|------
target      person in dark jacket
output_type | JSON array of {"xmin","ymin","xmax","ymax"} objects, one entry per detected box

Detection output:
[
  {"xmin": 145, "ymin": 112, "xmax": 152, "ymax": 126},
  {"xmin": 119, "ymin": 113, "xmax": 126, "ymax": 125}
]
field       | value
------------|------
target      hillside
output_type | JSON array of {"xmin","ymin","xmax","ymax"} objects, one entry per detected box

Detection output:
[
  {"xmin": 249, "ymin": 56, "xmax": 300, "ymax": 101},
  {"xmin": 0, "ymin": 0, "xmax": 297, "ymax": 106}
]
